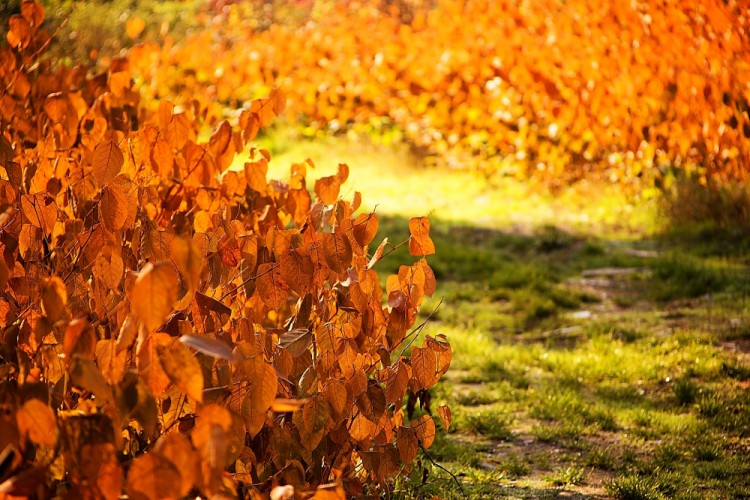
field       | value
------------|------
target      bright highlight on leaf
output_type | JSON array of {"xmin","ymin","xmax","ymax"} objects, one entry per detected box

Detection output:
[{"xmin": 130, "ymin": 262, "xmax": 179, "ymax": 333}]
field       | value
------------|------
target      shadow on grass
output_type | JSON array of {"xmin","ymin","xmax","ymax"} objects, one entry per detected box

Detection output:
[{"xmin": 372, "ymin": 214, "xmax": 750, "ymax": 499}]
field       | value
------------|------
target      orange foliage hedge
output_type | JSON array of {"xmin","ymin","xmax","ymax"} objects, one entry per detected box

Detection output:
[
  {"xmin": 0, "ymin": 2, "xmax": 450, "ymax": 497},
  {"xmin": 133, "ymin": 0, "xmax": 749, "ymax": 185}
]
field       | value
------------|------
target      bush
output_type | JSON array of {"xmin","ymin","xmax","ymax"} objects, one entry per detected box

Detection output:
[{"xmin": 0, "ymin": 3, "xmax": 450, "ymax": 497}]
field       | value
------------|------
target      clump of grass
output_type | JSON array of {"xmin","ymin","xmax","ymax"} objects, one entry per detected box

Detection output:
[
  {"xmin": 672, "ymin": 378, "xmax": 699, "ymax": 406},
  {"xmin": 691, "ymin": 441, "xmax": 723, "ymax": 462},
  {"xmin": 536, "ymin": 225, "xmax": 576, "ymax": 253},
  {"xmin": 659, "ymin": 173, "xmax": 750, "ymax": 236},
  {"xmin": 549, "ymin": 466, "xmax": 586, "ymax": 486},
  {"xmin": 648, "ymin": 255, "xmax": 727, "ymax": 301},
  {"xmin": 531, "ymin": 422, "xmax": 584, "ymax": 444},
  {"xmin": 691, "ymin": 461, "xmax": 732, "ymax": 480},
  {"xmin": 465, "ymin": 412, "xmax": 513, "ymax": 440},
  {"xmin": 500, "ymin": 453, "xmax": 529, "ymax": 478},
  {"xmin": 606, "ymin": 475, "xmax": 662, "ymax": 500},
  {"xmin": 697, "ymin": 393, "xmax": 722, "ymax": 418},
  {"xmin": 586, "ymin": 447, "xmax": 617, "ymax": 470},
  {"xmin": 454, "ymin": 389, "xmax": 498, "ymax": 406}
]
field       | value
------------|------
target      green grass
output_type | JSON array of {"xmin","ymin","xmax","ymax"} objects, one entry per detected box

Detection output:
[{"xmin": 245, "ymin": 132, "xmax": 750, "ymax": 498}]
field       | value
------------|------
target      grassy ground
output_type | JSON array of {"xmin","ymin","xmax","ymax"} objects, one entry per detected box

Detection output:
[{"xmin": 255, "ymin": 130, "xmax": 750, "ymax": 499}]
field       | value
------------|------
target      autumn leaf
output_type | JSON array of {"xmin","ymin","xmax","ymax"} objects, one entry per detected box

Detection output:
[
  {"xmin": 69, "ymin": 355, "xmax": 113, "ymax": 404},
  {"xmin": 63, "ymin": 318, "xmax": 97, "ymax": 360},
  {"xmin": 410, "ymin": 345, "xmax": 439, "ymax": 390},
  {"xmin": 256, "ymin": 263, "xmax": 289, "ymax": 310},
  {"xmin": 99, "ymin": 184, "xmax": 128, "ymax": 232},
  {"xmin": 95, "ymin": 339, "xmax": 126, "ymax": 384},
  {"xmin": 190, "ymin": 403, "xmax": 234, "ymax": 480},
  {"xmin": 408, "ymin": 216, "xmax": 435, "ymax": 256},
  {"xmin": 179, "ymin": 333, "xmax": 234, "ymax": 362},
  {"xmin": 157, "ymin": 338, "xmax": 204, "ymax": 402},
  {"xmin": 396, "ymin": 426, "xmax": 418, "ymax": 464},
  {"xmin": 136, "ymin": 332, "xmax": 173, "ymax": 397},
  {"xmin": 411, "ymin": 414, "xmax": 436, "ymax": 449},
  {"xmin": 279, "ymin": 248, "xmax": 314, "ymax": 296},
  {"xmin": 125, "ymin": 16, "xmax": 145, "ymax": 39},
  {"xmin": 16, "ymin": 399, "xmax": 57, "ymax": 447},
  {"xmin": 152, "ymin": 432, "xmax": 199, "ymax": 497},
  {"xmin": 278, "ymin": 328, "xmax": 313, "ymax": 357},
  {"xmin": 92, "ymin": 139, "xmax": 124, "ymax": 187},
  {"xmin": 302, "ymin": 395, "xmax": 331, "ymax": 434},
  {"xmin": 349, "ymin": 412, "xmax": 376, "ymax": 442},
  {"xmin": 438, "ymin": 405, "xmax": 451, "ymax": 430},
  {"xmin": 170, "ymin": 236, "xmax": 202, "ymax": 292},
  {"xmin": 41, "ymin": 276, "xmax": 67, "ymax": 322},
  {"xmin": 314, "ymin": 176, "xmax": 341, "ymax": 205},
  {"xmin": 20, "ymin": 193, "xmax": 56, "ymax": 235},
  {"xmin": 353, "ymin": 212, "xmax": 379, "ymax": 247},
  {"xmin": 130, "ymin": 262, "xmax": 179, "ymax": 333},
  {"xmin": 238, "ymin": 355, "xmax": 278, "ymax": 437},
  {"xmin": 0, "ymin": 258, "xmax": 8, "ymax": 291},
  {"xmin": 93, "ymin": 249, "xmax": 124, "ymax": 290},
  {"xmin": 126, "ymin": 452, "xmax": 182, "ymax": 500},
  {"xmin": 323, "ymin": 232, "xmax": 352, "ymax": 275},
  {"xmin": 367, "ymin": 237, "xmax": 389, "ymax": 269}
]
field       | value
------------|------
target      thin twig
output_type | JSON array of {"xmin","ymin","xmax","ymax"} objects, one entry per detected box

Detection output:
[{"xmin": 419, "ymin": 444, "xmax": 466, "ymax": 498}]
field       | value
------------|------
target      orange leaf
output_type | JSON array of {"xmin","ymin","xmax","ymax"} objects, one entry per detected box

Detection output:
[
  {"xmin": 92, "ymin": 139, "xmax": 124, "ymax": 187},
  {"xmin": 41, "ymin": 276, "xmax": 67, "ymax": 322},
  {"xmin": 151, "ymin": 139, "xmax": 174, "ymax": 178},
  {"xmin": 0, "ymin": 257, "xmax": 8, "ymax": 292},
  {"xmin": 69, "ymin": 355, "xmax": 113, "ymax": 404},
  {"xmin": 125, "ymin": 16, "xmax": 145, "ymax": 40},
  {"xmin": 271, "ymin": 398, "xmax": 306, "ymax": 412},
  {"xmin": 438, "ymin": 405, "xmax": 451, "ymax": 430},
  {"xmin": 367, "ymin": 237, "xmax": 389, "ymax": 269},
  {"xmin": 311, "ymin": 482, "xmax": 346, "ymax": 500},
  {"xmin": 322, "ymin": 232, "xmax": 352, "ymax": 275},
  {"xmin": 153, "ymin": 432, "xmax": 199, "ymax": 497},
  {"xmin": 191, "ymin": 404, "xmax": 233, "ymax": 472},
  {"xmin": 396, "ymin": 426, "xmax": 418, "ymax": 464},
  {"xmin": 278, "ymin": 248, "xmax": 314, "ymax": 296},
  {"xmin": 6, "ymin": 15, "xmax": 31, "ymax": 49},
  {"xmin": 136, "ymin": 332, "xmax": 172, "ymax": 396},
  {"xmin": 239, "ymin": 356, "xmax": 278, "ymax": 437},
  {"xmin": 99, "ymin": 184, "xmax": 128, "ymax": 232},
  {"xmin": 410, "ymin": 345, "xmax": 439, "ymax": 390},
  {"xmin": 314, "ymin": 175, "xmax": 341, "ymax": 205},
  {"xmin": 157, "ymin": 339, "xmax": 204, "ymax": 402},
  {"xmin": 408, "ymin": 217, "xmax": 435, "ymax": 256},
  {"xmin": 63, "ymin": 318, "xmax": 97, "ymax": 360},
  {"xmin": 20, "ymin": 192, "xmax": 56, "ymax": 235},
  {"xmin": 411, "ymin": 414, "xmax": 436, "ymax": 449},
  {"xmin": 126, "ymin": 452, "xmax": 182, "ymax": 500},
  {"xmin": 256, "ymin": 263, "xmax": 289, "ymax": 310},
  {"xmin": 323, "ymin": 379, "xmax": 349, "ymax": 420},
  {"xmin": 170, "ymin": 235, "xmax": 202, "ymax": 292},
  {"xmin": 245, "ymin": 159, "xmax": 268, "ymax": 193},
  {"xmin": 349, "ymin": 412, "xmax": 376, "ymax": 442},
  {"xmin": 353, "ymin": 212, "xmax": 379, "ymax": 247},
  {"xmin": 16, "ymin": 399, "xmax": 56, "ymax": 447},
  {"xmin": 302, "ymin": 395, "xmax": 331, "ymax": 434},
  {"xmin": 93, "ymin": 249, "xmax": 124, "ymax": 290},
  {"xmin": 130, "ymin": 262, "xmax": 179, "ymax": 333},
  {"xmin": 95, "ymin": 339, "xmax": 126, "ymax": 384}
]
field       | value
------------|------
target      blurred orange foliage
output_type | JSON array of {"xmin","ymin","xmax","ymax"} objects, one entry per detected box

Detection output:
[{"xmin": 132, "ymin": 0, "xmax": 749, "ymax": 185}]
